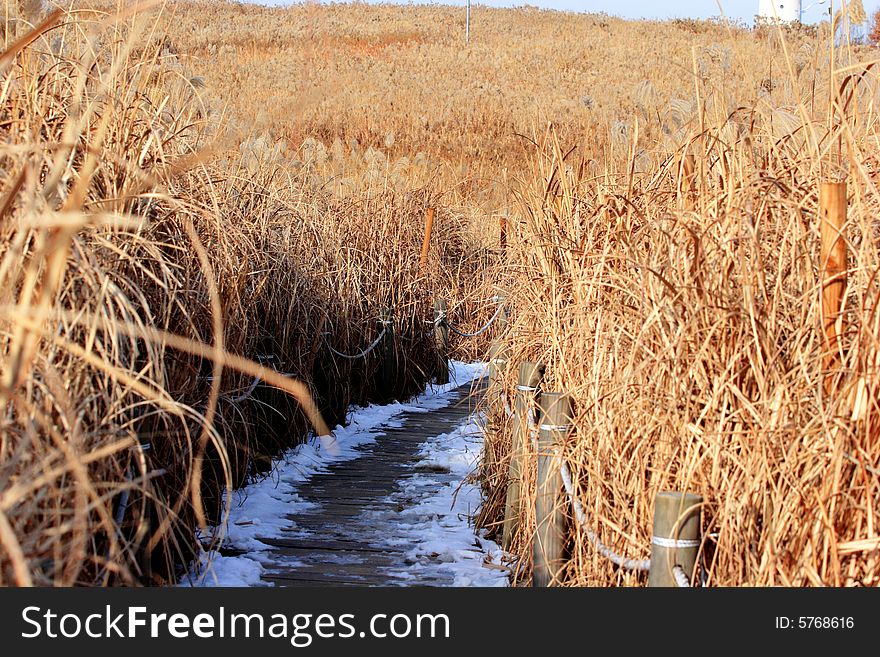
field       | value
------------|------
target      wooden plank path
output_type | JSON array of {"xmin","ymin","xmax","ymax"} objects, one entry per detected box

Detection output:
[{"xmin": 259, "ymin": 380, "xmax": 486, "ymax": 587}]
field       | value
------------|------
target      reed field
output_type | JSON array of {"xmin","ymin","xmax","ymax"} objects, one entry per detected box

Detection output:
[{"xmin": 1, "ymin": 0, "xmax": 879, "ymax": 587}]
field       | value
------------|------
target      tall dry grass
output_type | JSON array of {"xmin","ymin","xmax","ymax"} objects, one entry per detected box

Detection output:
[
  {"xmin": 0, "ymin": 2, "xmax": 490, "ymax": 585},
  {"xmin": 479, "ymin": 23, "xmax": 880, "ymax": 586},
  {"xmin": 3, "ymin": 0, "xmax": 879, "ymax": 588}
]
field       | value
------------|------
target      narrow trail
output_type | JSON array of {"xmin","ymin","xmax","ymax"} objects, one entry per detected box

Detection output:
[
  {"xmin": 187, "ymin": 363, "xmax": 507, "ymax": 588},
  {"xmin": 261, "ymin": 382, "xmax": 483, "ymax": 586}
]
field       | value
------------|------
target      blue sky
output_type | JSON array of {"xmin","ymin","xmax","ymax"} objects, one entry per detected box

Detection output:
[{"xmin": 243, "ymin": 1, "xmax": 880, "ymax": 24}]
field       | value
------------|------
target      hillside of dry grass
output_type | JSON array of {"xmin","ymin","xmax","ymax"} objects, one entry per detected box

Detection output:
[{"xmin": 158, "ymin": 2, "xmax": 848, "ymax": 203}]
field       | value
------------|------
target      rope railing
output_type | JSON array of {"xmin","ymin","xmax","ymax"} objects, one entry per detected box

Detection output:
[
  {"xmin": 443, "ymin": 302, "xmax": 506, "ymax": 338},
  {"xmin": 558, "ymin": 459, "xmax": 652, "ymax": 572},
  {"xmin": 201, "ymin": 314, "xmax": 398, "ymax": 407},
  {"xmin": 557, "ymin": 448, "xmax": 698, "ymax": 586},
  {"xmin": 204, "ymin": 293, "xmax": 503, "ymax": 409},
  {"xmin": 208, "ymin": 358, "xmax": 299, "ymax": 404},
  {"xmin": 325, "ymin": 326, "xmax": 388, "ymax": 360},
  {"xmin": 672, "ymin": 565, "xmax": 691, "ymax": 588},
  {"xmin": 226, "ymin": 375, "xmax": 262, "ymax": 403},
  {"xmin": 500, "ymin": 360, "xmax": 703, "ymax": 587}
]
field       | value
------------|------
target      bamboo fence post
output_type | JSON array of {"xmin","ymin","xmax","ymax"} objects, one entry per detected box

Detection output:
[
  {"xmin": 678, "ymin": 152, "xmax": 696, "ymax": 210},
  {"xmin": 502, "ymin": 361, "xmax": 544, "ymax": 551},
  {"xmin": 419, "ymin": 207, "xmax": 435, "ymax": 278},
  {"xmin": 647, "ymin": 491, "xmax": 703, "ymax": 587},
  {"xmin": 378, "ymin": 307, "xmax": 396, "ymax": 400},
  {"xmin": 819, "ymin": 182, "xmax": 847, "ymax": 374},
  {"xmin": 488, "ymin": 341, "xmax": 507, "ymax": 399},
  {"xmin": 493, "ymin": 294, "xmax": 508, "ymax": 333},
  {"xmin": 485, "ymin": 340, "xmax": 507, "ymax": 474},
  {"xmin": 533, "ymin": 391, "xmax": 571, "ymax": 587},
  {"xmin": 433, "ymin": 298, "xmax": 449, "ymax": 385}
]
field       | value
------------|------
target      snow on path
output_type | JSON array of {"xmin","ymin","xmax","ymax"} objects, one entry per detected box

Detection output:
[
  {"xmin": 374, "ymin": 416, "xmax": 507, "ymax": 586},
  {"xmin": 182, "ymin": 361, "xmax": 506, "ymax": 587}
]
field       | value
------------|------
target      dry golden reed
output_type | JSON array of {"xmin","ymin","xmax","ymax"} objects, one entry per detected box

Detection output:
[
  {"xmin": 3, "ymin": 0, "xmax": 879, "ymax": 587},
  {"xmin": 0, "ymin": 2, "xmax": 489, "ymax": 585},
  {"xmin": 479, "ymin": 27, "xmax": 880, "ymax": 586}
]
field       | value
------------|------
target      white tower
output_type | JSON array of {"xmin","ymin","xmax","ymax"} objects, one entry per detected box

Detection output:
[{"xmin": 758, "ymin": 0, "xmax": 802, "ymax": 23}]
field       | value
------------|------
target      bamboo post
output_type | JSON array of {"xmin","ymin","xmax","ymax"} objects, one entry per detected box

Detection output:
[
  {"xmin": 533, "ymin": 391, "xmax": 571, "ymax": 587},
  {"xmin": 502, "ymin": 361, "xmax": 544, "ymax": 551},
  {"xmin": 499, "ymin": 210, "xmax": 508, "ymax": 256},
  {"xmin": 488, "ymin": 340, "xmax": 507, "ymax": 398},
  {"xmin": 378, "ymin": 308, "xmax": 396, "ymax": 401},
  {"xmin": 484, "ymin": 340, "xmax": 507, "ymax": 474},
  {"xmin": 496, "ymin": 294, "xmax": 508, "ymax": 332},
  {"xmin": 419, "ymin": 207, "xmax": 435, "ymax": 278},
  {"xmin": 678, "ymin": 152, "xmax": 696, "ymax": 210},
  {"xmin": 647, "ymin": 491, "xmax": 703, "ymax": 587},
  {"xmin": 433, "ymin": 299, "xmax": 449, "ymax": 385},
  {"xmin": 820, "ymin": 182, "xmax": 847, "ymax": 373}
]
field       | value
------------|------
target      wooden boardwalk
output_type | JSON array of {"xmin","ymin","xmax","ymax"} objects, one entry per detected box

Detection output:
[{"xmin": 259, "ymin": 381, "xmax": 485, "ymax": 587}]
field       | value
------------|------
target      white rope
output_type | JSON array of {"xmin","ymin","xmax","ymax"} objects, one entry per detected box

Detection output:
[
  {"xmin": 559, "ymin": 459, "xmax": 652, "ymax": 572},
  {"xmin": 539, "ymin": 423, "xmax": 571, "ymax": 432},
  {"xmin": 558, "ymin": 457, "xmax": 705, "ymax": 583},
  {"xmin": 327, "ymin": 327, "xmax": 387, "ymax": 360},
  {"xmin": 445, "ymin": 303, "xmax": 506, "ymax": 338},
  {"xmin": 226, "ymin": 375, "xmax": 261, "ymax": 403},
  {"xmin": 652, "ymin": 536, "xmax": 700, "ymax": 549},
  {"xmin": 673, "ymin": 565, "xmax": 691, "ymax": 588}
]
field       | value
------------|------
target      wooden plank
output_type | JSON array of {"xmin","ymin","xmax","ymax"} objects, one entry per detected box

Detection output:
[
  {"xmin": 263, "ymin": 575, "xmax": 402, "ymax": 587},
  {"xmin": 295, "ymin": 501, "xmax": 405, "ymax": 511},
  {"xmin": 259, "ymin": 381, "xmax": 481, "ymax": 587},
  {"xmin": 258, "ymin": 537, "xmax": 394, "ymax": 552},
  {"xmin": 267, "ymin": 562, "xmax": 407, "ymax": 578},
  {"xmin": 268, "ymin": 543, "xmax": 409, "ymax": 552}
]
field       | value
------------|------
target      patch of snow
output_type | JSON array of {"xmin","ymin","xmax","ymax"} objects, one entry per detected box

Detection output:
[
  {"xmin": 182, "ymin": 360, "xmax": 490, "ymax": 587},
  {"xmin": 184, "ymin": 552, "xmax": 265, "ymax": 587},
  {"xmin": 378, "ymin": 417, "xmax": 508, "ymax": 587}
]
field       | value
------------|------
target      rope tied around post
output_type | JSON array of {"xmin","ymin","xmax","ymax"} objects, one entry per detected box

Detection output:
[
  {"xmin": 559, "ymin": 456, "xmax": 702, "ymax": 585},
  {"xmin": 492, "ymin": 336, "xmax": 703, "ymax": 585}
]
